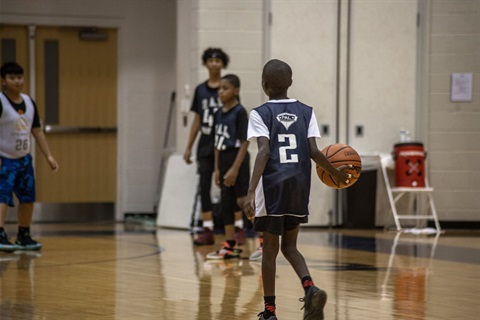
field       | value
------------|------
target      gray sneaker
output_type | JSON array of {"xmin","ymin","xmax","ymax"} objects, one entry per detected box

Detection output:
[
  {"xmin": 249, "ymin": 243, "xmax": 263, "ymax": 261},
  {"xmin": 300, "ymin": 286, "xmax": 327, "ymax": 320},
  {"xmin": 0, "ymin": 231, "xmax": 17, "ymax": 252}
]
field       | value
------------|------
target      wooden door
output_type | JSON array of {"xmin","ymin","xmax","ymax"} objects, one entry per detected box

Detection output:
[
  {"xmin": 0, "ymin": 25, "xmax": 29, "ymax": 91},
  {"xmin": 35, "ymin": 26, "xmax": 117, "ymax": 203},
  {"xmin": 1, "ymin": 25, "xmax": 117, "ymax": 203}
]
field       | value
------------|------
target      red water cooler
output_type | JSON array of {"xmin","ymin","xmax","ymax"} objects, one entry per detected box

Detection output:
[{"xmin": 393, "ymin": 142, "xmax": 426, "ymax": 187}]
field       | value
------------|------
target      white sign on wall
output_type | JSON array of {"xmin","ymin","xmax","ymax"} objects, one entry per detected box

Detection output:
[{"xmin": 451, "ymin": 73, "xmax": 473, "ymax": 102}]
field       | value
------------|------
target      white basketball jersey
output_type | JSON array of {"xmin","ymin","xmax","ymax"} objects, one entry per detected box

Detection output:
[{"xmin": 0, "ymin": 93, "xmax": 35, "ymax": 159}]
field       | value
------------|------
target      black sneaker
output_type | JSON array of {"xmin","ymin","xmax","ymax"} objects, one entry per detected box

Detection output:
[
  {"xmin": 0, "ymin": 231, "xmax": 17, "ymax": 252},
  {"xmin": 257, "ymin": 311, "xmax": 278, "ymax": 320},
  {"xmin": 300, "ymin": 286, "xmax": 327, "ymax": 320},
  {"xmin": 16, "ymin": 232, "xmax": 42, "ymax": 251}
]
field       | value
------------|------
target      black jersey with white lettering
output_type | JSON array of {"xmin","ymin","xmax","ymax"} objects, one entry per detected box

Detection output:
[
  {"xmin": 214, "ymin": 104, "xmax": 248, "ymax": 151},
  {"xmin": 253, "ymin": 101, "xmax": 313, "ymax": 216},
  {"xmin": 190, "ymin": 81, "xmax": 222, "ymax": 159}
]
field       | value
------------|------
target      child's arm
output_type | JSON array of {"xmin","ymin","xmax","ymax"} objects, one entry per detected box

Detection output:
[
  {"xmin": 183, "ymin": 114, "xmax": 200, "ymax": 164},
  {"xmin": 32, "ymin": 127, "xmax": 59, "ymax": 171},
  {"xmin": 214, "ymin": 148, "xmax": 221, "ymax": 187},
  {"xmin": 308, "ymin": 137, "xmax": 351, "ymax": 186},
  {"xmin": 223, "ymin": 140, "xmax": 249, "ymax": 187},
  {"xmin": 244, "ymin": 136, "xmax": 270, "ymax": 220}
]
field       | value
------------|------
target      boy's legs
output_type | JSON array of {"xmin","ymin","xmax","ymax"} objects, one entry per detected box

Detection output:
[
  {"xmin": 281, "ymin": 225, "xmax": 327, "ymax": 320},
  {"xmin": 262, "ymin": 231, "xmax": 279, "ymax": 296},
  {"xmin": 12, "ymin": 156, "xmax": 41, "ymax": 250},
  {"xmin": 257, "ymin": 231, "xmax": 280, "ymax": 319},
  {"xmin": 206, "ymin": 186, "xmax": 241, "ymax": 259},
  {"xmin": 224, "ymin": 224, "xmax": 235, "ymax": 242},
  {"xmin": 234, "ymin": 196, "xmax": 247, "ymax": 245},
  {"xmin": 222, "ymin": 188, "xmax": 236, "ymax": 243},
  {"xmin": 0, "ymin": 202, "xmax": 37, "ymax": 252},
  {"xmin": 0, "ymin": 203, "xmax": 7, "ymax": 228},
  {"xmin": 17, "ymin": 202, "xmax": 34, "ymax": 227},
  {"xmin": 0, "ymin": 157, "xmax": 19, "ymax": 251},
  {"xmin": 280, "ymin": 225, "xmax": 309, "ymax": 278},
  {"xmin": 0, "ymin": 203, "xmax": 16, "ymax": 251},
  {"xmin": 194, "ymin": 157, "xmax": 215, "ymax": 245},
  {"xmin": 234, "ymin": 210, "xmax": 245, "ymax": 245},
  {"xmin": 15, "ymin": 202, "xmax": 42, "ymax": 250},
  {"xmin": 233, "ymin": 154, "xmax": 249, "ymax": 246},
  {"xmin": 194, "ymin": 209, "xmax": 214, "ymax": 244}
]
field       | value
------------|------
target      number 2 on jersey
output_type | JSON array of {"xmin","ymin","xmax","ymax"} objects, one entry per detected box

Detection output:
[{"xmin": 278, "ymin": 134, "xmax": 298, "ymax": 163}]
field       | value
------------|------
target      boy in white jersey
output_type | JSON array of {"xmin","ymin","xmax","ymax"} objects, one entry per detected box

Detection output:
[
  {"xmin": 0, "ymin": 62, "xmax": 59, "ymax": 251},
  {"xmin": 245, "ymin": 59, "xmax": 354, "ymax": 320}
]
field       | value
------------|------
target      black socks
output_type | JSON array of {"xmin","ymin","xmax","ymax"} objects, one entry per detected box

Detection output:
[{"xmin": 263, "ymin": 295, "xmax": 276, "ymax": 318}]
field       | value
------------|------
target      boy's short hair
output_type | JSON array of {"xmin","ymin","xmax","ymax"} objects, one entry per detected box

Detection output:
[
  {"xmin": 262, "ymin": 59, "xmax": 292, "ymax": 92},
  {"xmin": 202, "ymin": 48, "xmax": 229, "ymax": 68},
  {"xmin": 222, "ymin": 74, "xmax": 240, "ymax": 88},
  {"xmin": 1, "ymin": 61, "xmax": 24, "ymax": 78},
  {"xmin": 222, "ymin": 74, "xmax": 241, "ymax": 101}
]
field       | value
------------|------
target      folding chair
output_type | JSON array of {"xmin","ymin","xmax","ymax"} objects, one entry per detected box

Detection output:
[{"xmin": 380, "ymin": 153, "xmax": 441, "ymax": 232}]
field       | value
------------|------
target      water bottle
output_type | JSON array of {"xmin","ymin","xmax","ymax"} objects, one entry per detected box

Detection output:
[
  {"xmin": 405, "ymin": 129, "xmax": 411, "ymax": 142},
  {"xmin": 400, "ymin": 128, "xmax": 407, "ymax": 143}
]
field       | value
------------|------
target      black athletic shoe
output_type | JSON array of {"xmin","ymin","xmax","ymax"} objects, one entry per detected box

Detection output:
[
  {"xmin": 0, "ymin": 231, "xmax": 17, "ymax": 252},
  {"xmin": 206, "ymin": 241, "xmax": 242, "ymax": 260},
  {"xmin": 257, "ymin": 311, "xmax": 278, "ymax": 320},
  {"xmin": 15, "ymin": 232, "xmax": 42, "ymax": 251},
  {"xmin": 300, "ymin": 286, "xmax": 327, "ymax": 320}
]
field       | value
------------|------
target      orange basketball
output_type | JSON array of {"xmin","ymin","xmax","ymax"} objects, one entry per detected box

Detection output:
[{"xmin": 316, "ymin": 143, "xmax": 362, "ymax": 189}]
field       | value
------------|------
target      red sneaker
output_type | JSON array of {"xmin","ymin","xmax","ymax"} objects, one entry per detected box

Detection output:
[
  {"xmin": 193, "ymin": 228, "xmax": 214, "ymax": 246},
  {"xmin": 235, "ymin": 227, "xmax": 246, "ymax": 246},
  {"xmin": 206, "ymin": 241, "xmax": 242, "ymax": 260}
]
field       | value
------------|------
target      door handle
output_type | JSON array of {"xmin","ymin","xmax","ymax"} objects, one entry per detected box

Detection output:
[{"xmin": 44, "ymin": 125, "xmax": 117, "ymax": 133}]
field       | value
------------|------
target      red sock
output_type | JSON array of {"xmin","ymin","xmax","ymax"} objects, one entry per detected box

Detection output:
[
  {"xmin": 264, "ymin": 296, "xmax": 276, "ymax": 317},
  {"xmin": 301, "ymin": 276, "xmax": 314, "ymax": 294}
]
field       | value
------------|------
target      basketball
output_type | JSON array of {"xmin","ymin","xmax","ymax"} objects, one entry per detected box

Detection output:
[{"xmin": 316, "ymin": 143, "xmax": 362, "ymax": 189}]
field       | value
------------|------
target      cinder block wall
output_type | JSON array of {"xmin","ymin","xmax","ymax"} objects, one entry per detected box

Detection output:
[
  {"xmin": 427, "ymin": 0, "xmax": 480, "ymax": 223},
  {"xmin": 176, "ymin": 0, "xmax": 265, "ymax": 155}
]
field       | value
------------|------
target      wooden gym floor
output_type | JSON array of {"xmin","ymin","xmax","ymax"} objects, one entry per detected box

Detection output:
[{"xmin": 0, "ymin": 222, "xmax": 478, "ymax": 319}]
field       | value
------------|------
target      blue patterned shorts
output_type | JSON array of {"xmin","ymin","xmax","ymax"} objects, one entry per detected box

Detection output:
[{"xmin": 0, "ymin": 155, "xmax": 36, "ymax": 207}]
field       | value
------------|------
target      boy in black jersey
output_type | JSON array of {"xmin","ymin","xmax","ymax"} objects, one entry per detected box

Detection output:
[
  {"xmin": 0, "ymin": 62, "xmax": 59, "ymax": 252},
  {"xmin": 245, "ymin": 59, "xmax": 353, "ymax": 319},
  {"xmin": 184, "ymin": 48, "xmax": 229, "ymax": 245},
  {"xmin": 206, "ymin": 74, "xmax": 250, "ymax": 259}
]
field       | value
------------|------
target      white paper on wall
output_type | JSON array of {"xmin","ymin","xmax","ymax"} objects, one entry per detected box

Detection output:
[{"xmin": 451, "ymin": 73, "xmax": 473, "ymax": 102}]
